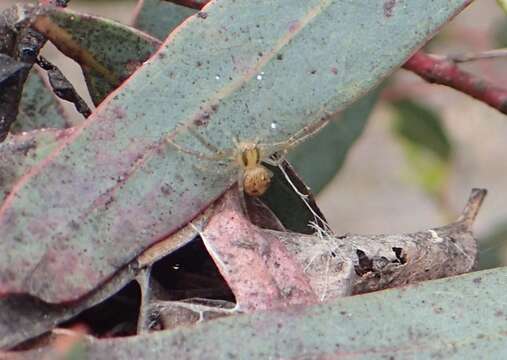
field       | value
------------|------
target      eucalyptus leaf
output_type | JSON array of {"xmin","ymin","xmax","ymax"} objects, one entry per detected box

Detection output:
[
  {"xmin": 497, "ymin": 0, "xmax": 507, "ymax": 14},
  {"xmin": 391, "ymin": 99, "xmax": 452, "ymax": 161},
  {"xmin": 0, "ymin": 264, "xmax": 136, "ymax": 350},
  {"xmin": 0, "ymin": 129, "xmax": 74, "ymax": 204},
  {"xmin": 39, "ymin": 8, "xmax": 161, "ymax": 105},
  {"xmin": 260, "ymin": 161, "xmax": 327, "ymax": 234},
  {"xmin": 0, "ymin": 0, "xmax": 473, "ymax": 303},
  {"xmin": 493, "ymin": 17, "xmax": 507, "ymax": 47},
  {"xmin": 132, "ymin": 0, "xmax": 196, "ymax": 40},
  {"xmin": 478, "ymin": 221, "xmax": 507, "ymax": 270},
  {"xmin": 391, "ymin": 99, "xmax": 453, "ymax": 198},
  {"xmin": 289, "ymin": 87, "xmax": 381, "ymax": 193},
  {"xmin": 12, "ymin": 267, "xmax": 507, "ymax": 359},
  {"xmin": 12, "ymin": 68, "xmax": 72, "ymax": 133},
  {"xmin": 0, "ymin": 54, "xmax": 29, "ymax": 85}
]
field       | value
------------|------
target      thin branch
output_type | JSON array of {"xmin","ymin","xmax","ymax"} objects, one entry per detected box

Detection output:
[
  {"xmin": 403, "ymin": 51, "xmax": 507, "ymax": 115},
  {"xmin": 440, "ymin": 48, "xmax": 507, "ymax": 63}
]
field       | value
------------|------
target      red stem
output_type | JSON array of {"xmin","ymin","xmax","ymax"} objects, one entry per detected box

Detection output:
[
  {"xmin": 39, "ymin": 0, "xmax": 507, "ymax": 115},
  {"xmin": 403, "ymin": 51, "xmax": 507, "ymax": 115}
]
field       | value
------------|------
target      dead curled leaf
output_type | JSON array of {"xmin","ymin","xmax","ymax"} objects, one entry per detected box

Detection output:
[
  {"xmin": 199, "ymin": 189, "xmax": 320, "ymax": 312},
  {"xmin": 197, "ymin": 188, "xmax": 485, "ymax": 307}
]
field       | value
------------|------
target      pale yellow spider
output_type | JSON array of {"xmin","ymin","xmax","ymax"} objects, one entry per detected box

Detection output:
[{"xmin": 166, "ymin": 119, "xmax": 327, "ymax": 198}]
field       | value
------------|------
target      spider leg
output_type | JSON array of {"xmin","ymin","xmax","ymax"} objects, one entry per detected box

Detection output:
[
  {"xmin": 262, "ymin": 151, "xmax": 287, "ymax": 167},
  {"xmin": 192, "ymin": 160, "xmax": 236, "ymax": 175},
  {"xmin": 166, "ymin": 122, "xmax": 236, "ymax": 161},
  {"xmin": 187, "ymin": 127, "xmax": 235, "ymax": 158},
  {"xmin": 236, "ymin": 167, "xmax": 248, "ymax": 215},
  {"xmin": 259, "ymin": 115, "xmax": 331, "ymax": 153},
  {"xmin": 166, "ymin": 136, "xmax": 228, "ymax": 161},
  {"xmin": 232, "ymin": 135, "xmax": 240, "ymax": 148}
]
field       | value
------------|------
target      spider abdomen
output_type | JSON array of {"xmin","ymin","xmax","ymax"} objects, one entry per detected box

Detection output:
[{"xmin": 243, "ymin": 165, "xmax": 272, "ymax": 196}]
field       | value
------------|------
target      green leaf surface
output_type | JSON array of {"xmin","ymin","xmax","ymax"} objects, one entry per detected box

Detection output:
[
  {"xmin": 493, "ymin": 18, "xmax": 507, "ymax": 47},
  {"xmin": 0, "ymin": 0, "xmax": 473, "ymax": 303},
  {"xmin": 11, "ymin": 68, "xmax": 72, "ymax": 133},
  {"xmin": 0, "ymin": 264, "xmax": 136, "ymax": 350},
  {"xmin": 478, "ymin": 221, "xmax": 507, "ymax": 270},
  {"xmin": 391, "ymin": 99, "xmax": 453, "ymax": 197},
  {"xmin": 0, "ymin": 211, "xmax": 207, "ymax": 349},
  {"xmin": 497, "ymin": 0, "xmax": 507, "ymax": 14},
  {"xmin": 288, "ymin": 87, "xmax": 381, "ymax": 194},
  {"xmin": 0, "ymin": 129, "xmax": 74, "ymax": 205},
  {"xmin": 0, "ymin": 54, "xmax": 29, "ymax": 85},
  {"xmin": 261, "ymin": 161, "xmax": 327, "ymax": 234},
  {"xmin": 15, "ymin": 267, "xmax": 507, "ymax": 359},
  {"xmin": 43, "ymin": 8, "xmax": 161, "ymax": 105},
  {"xmin": 132, "ymin": 0, "xmax": 197, "ymax": 40},
  {"xmin": 25, "ymin": 0, "xmax": 325, "ymax": 266},
  {"xmin": 392, "ymin": 99, "xmax": 452, "ymax": 161}
]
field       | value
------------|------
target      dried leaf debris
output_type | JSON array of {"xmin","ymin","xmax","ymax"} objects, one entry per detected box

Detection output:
[
  {"xmin": 200, "ymin": 188, "xmax": 485, "ymax": 305},
  {"xmin": 1, "ymin": 188, "xmax": 487, "ymax": 355}
]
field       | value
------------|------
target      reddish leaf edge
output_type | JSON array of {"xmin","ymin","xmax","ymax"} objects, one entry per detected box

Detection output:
[{"xmin": 0, "ymin": 0, "xmax": 476, "ymax": 303}]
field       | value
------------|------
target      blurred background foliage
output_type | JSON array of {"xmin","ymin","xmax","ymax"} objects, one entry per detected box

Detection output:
[
  {"xmin": 2, "ymin": 0, "xmax": 507, "ymax": 269},
  {"xmin": 390, "ymin": 99, "xmax": 454, "ymax": 222}
]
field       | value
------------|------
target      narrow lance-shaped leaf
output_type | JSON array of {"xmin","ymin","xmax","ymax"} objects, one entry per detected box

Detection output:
[
  {"xmin": 260, "ymin": 160, "xmax": 328, "ymax": 234},
  {"xmin": 497, "ymin": 0, "xmax": 507, "ymax": 14},
  {"xmin": 135, "ymin": 0, "xmax": 329, "ymax": 234},
  {"xmin": 0, "ymin": 53, "xmax": 31, "ymax": 141},
  {"xmin": 12, "ymin": 67, "xmax": 73, "ymax": 132},
  {"xmin": 34, "ymin": 7, "xmax": 161, "ymax": 105},
  {"xmin": 478, "ymin": 222, "xmax": 507, "ymax": 270},
  {"xmin": 288, "ymin": 87, "xmax": 381, "ymax": 194},
  {"xmin": 10, "ymin": 267, "xmax": 507, "ymax": 359},
  {"xmin": 392, "ymin": 99, "xmax": 452, "ymax": 161},
  {"xmin": 132, "ymin": 0, "xmax": 197, "ymax": 40},
  {"xmin": 0, "ymin": 0, "xmax": 473, "ymax": 303},
  {"xmin": 0, "ymin": 211, "xmax": 211, "ymax": 350},
  {"xmin": 0, "ymin": 129, "xmax": 74, "ymax": 205},
  {"xmin": 391, "ymin": 99, "xmax": 454, "ymax": 217}
]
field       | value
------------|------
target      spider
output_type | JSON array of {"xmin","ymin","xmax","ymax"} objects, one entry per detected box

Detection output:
[{"xmin": 166, "ymin": 119, "xmax": 328, "ymax": 199}]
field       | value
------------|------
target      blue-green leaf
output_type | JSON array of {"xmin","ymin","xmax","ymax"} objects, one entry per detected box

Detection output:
[
  {"xmin": 132, "ymin": 0, "xmax": 196, "ymax": 40},
  {"xmin": 289, "ymin": 87, "xmax": 381, "ymax": 193},
  {"xmin": 0, "ymin": 0, "xmax": 473, "ymax": 303},
  {"xmin": 12, "ymin": 68, "xmax": 72, "ymax": 132}
]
